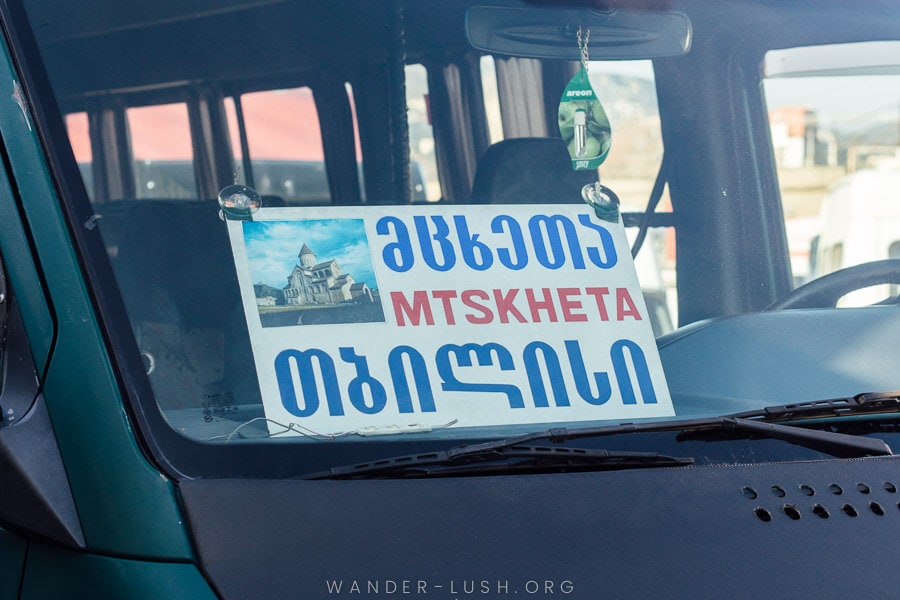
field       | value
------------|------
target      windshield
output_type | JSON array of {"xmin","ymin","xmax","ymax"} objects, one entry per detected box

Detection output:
[
  {"xmin": 11, "ymin": 0, "xmax": 900, "ymax": 477},
  {"xmin": 763, "ymin": 41, "xmax": 900, "ymax": 302}
]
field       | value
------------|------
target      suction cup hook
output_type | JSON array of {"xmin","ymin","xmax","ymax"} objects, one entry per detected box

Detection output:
[
  {"xmin": 582, "ymin": 181, "xmax": 620, "ymax": 223},
  {"xmin": 218, "ymin": 184, "xmax": 261, "ymax": 221}
]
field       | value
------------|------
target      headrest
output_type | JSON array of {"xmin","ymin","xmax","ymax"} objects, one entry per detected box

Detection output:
[
  {"xmin": 101, "ymin": 200, "xmax": 243, "ymax": 327},
  {"xmin": 469, "ymin": 137, "xmax": 597, "ymax": 204}
]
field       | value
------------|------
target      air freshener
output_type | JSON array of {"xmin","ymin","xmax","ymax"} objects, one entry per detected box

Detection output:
[{"xmin": 559, "ymin": 27, "xmax": 611, "ymax": 170}]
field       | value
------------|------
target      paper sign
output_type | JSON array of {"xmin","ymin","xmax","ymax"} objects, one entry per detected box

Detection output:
[{"xmin": 226, "ymin": 204, "xmax": 673, "ymax": 437}]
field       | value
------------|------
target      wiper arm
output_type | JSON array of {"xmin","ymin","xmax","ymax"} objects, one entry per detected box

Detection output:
[
  {"xmin": 725, "ymin": 391, "xmax": 900, "ymax": 422},
  {"xmin": 676, "ymin": 417, "xmax": 892, "ymax": 459},
  {"xmin": 448, "ymin": 414, "xmax": 893, "ymax": 461},
  {"xmin": 304, "ymin": 446, "xmax": 693, "ymax": 480}
]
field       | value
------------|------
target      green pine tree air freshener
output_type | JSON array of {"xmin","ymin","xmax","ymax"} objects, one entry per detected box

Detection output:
[{"xmin": 558, "ymin": 66, "xmax": 611, "ymax": 170}]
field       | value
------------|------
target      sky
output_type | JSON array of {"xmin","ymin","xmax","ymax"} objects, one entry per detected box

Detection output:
[
  {"xmin": 242, "ymin": 219, "xmax": 379, "ymax": 290},
  {"xmin": 756, "ymin": 41, "xmax": 898, "ymax": 133},
  {"xmin": 588, "ymin": 49, "xmax": 899, "ymax": 135},
  {"xmin": 763, "ymin": 76, "xmax": 900, "ymax": 133}
]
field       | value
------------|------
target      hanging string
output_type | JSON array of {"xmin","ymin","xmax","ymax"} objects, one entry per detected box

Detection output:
[{"xmin": 577, "ymin": 26, "xmax": 591, "ymax": 70}]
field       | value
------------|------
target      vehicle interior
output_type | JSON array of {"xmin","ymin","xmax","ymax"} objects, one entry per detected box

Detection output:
[{"xmin": 6, "ymin": 0, "xmax": 900, "ymax": 477}]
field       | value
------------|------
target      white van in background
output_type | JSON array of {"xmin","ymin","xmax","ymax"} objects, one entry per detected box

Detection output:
[{"xmin": 813, "ymin": 161, "xmax": 900, "ymax": 305}]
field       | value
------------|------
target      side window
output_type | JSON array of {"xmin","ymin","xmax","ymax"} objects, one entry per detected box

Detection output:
[
  {"xmin": 480, "ymin": 56, "xmax": 504, "ymax": 145},
  {"xmin": 64, "ymin": 112, "xmax": 93, "ymax": 200},
  {"xmin": 405, "ymin": 64, "xmax": 440, "ymax": 202},
  {"xmin": 126, "ymin": 102, "xmax": 196, "ymax": 199},
  {"xmin": 226, "ymin": 87, "xmax": 329, "ymax": 204},
  {"xmin": 764, "ymin": 41, "xmax": 900, "ymax": 299},
  {"xmin": 589, "ymin": 60, "xmax": 674, "ymax": 331},
  {"xmin": 345, "ymin": 83, "xmax": 364, "ymax": 199},
  {"xmin": 587, "ymin": 60, "xmax": 664, "ymax": 208},
  {"xmin": 479, "ymin": 56, "xmax": 675, "ymax": 331}
]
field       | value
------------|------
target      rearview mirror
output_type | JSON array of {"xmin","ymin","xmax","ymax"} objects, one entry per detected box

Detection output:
[{"xmin": 466, "ymin": 5, "xmax": 691, "ymax": 60}]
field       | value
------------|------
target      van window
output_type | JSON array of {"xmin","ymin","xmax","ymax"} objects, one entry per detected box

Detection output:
[
  {"xmin": 480, "ymin": 56, "xmax": 675, "ymax": 323},
  {"xmin": 234, "ymin": 87, "xmax": 329, "ymax": 204},
  {"xmin": 764, "ymin": 41, "xmax": 900, "ymax": 289},
  {"xmin": 405, "ymin": 64, "xmax": 440, "ymax": 201},
  {"xmin": 588, "ymin": 60, "xmax": 665, "ymax": 208},
  {"xmin": 480, "ymin": 56, "xmax": 503, "ymax": 145},
  {"xmin": 587, "ymin": 60, "xmax": 674, "ymax": 326},
  {"xmin": 64, "ymin": 112, "xmax": 93, "ymax": 200},
  {"xmin": 345, "ymin": 84, "xmax": 363, "ymax": 165},
  {"xmin": 127, "ymin": 102, "xmax": 196, "ymax": 199}
]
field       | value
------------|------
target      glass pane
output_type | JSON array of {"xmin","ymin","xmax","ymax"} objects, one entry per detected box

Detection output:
[
  {"xmin": 588, "ymin": 60, "xmax": 664, "ymax": 207},
  {"xmin": 223, "ymin": 97, "xmax": 245, "ymax": 186},
  {"xmin": 345, "ymin": 84, "xmax": 363, "ymax": 163},
  {"xmin": 480, "ymin": 55, "xmax": 504, "ymax": 145},
  {"xmin": 127, "ymin": 103, "xmax": 196, "ymax": 199},
  {"xmin": 64, "ymin": 112, "xmax": 93, "ymax": 200},
  {"xmin": 405, "ymin": 64, "xmax": 440, "ymax": 202},
  {"xmin": 764, "ymin": 41, "xmax": 900, "ymax": 304},
  {"xmin": 345, "ymin": 83, "xmax": 366, "ymax": 201},
  {"xmin": 29, "ymin": 0, "xmax": 900, "ymax": 477},
  {"xmin": 588, "ymin": 60, "xmax": 675, "ymax": 328},
  {"xmin": 240, "ymin": 87, "xmax": 329, "ymax": 203}
]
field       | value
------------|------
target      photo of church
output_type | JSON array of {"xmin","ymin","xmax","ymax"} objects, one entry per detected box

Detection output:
[
  {"xmin": 283, "ymin": 243, "xmax": 373, "ymax": 306},
  {"xmin": 242, "ymin": 218, "xmax": 385, "ymax": 328}
]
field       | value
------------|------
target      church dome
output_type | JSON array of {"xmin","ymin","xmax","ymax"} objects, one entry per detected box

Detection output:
[{"xmin": 299, "ymin": 243, "xmax": 316, "ymax": 267}]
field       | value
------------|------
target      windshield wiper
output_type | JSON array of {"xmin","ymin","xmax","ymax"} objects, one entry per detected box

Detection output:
[
  {"xmin": 436, "ymin": 413, "xmax": 892, "ymax": 463},
  {"xmin": 450, "ymin": 392, "xmax": 900, "ymax": 460},
  {"xmin": 304, "ymin": 446, "xmax": 693, "ymax": 480},
  {"xmin": 307, "ymin": 393, "xmax": 897, "ymax": 479}
]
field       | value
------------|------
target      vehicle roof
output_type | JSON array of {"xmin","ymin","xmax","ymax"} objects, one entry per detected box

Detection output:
[{"xmin": 27, "ymin": 0, "xmax": 899, "ymax": 109}]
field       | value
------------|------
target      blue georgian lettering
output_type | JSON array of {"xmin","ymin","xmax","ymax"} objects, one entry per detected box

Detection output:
[
  {"xmin": 523, "ymin": 342, "xmax": 571, "ymax": 407},
  {"xmin": 528, "ymin": 215, "xmax": 586, "ymax": 269},
  {"xmin": 454, "ymin": 215, "xmax": 494, "ymax": 270},
  {"xmin": 435, "ymin": 342, "xmax": 523, "ymax": 409},
  {"xmin": 339, "ymin": 347, "xmax": 387, "ymax": 414},
  {"xmin": 491, "ymin": 215, "xmax": 528, "ymax": 270},
  {"xmin": 577, "ymin": 214, "xmax": 618, "ymax": 269},
  {"xmin": 564, "ymin": 340, "xmax": 612, "ymax": 405},
  {"xmin": 414, "ymin": 215, "xmax": 456, "ymax": 271},
  {"xmin": 611, "ymin": 339, "xmax": 657, "ymax": 405},
  {"xmin": 376, "ymin": 216, "xmax": 414, "ymax": 272},
  {"xmin": 387, "ymin": 346, "xmax": 436, "ymax": 413},
  {"xmin": 274, "ymin": 348, "xmax": 344, "ymax": 417}
]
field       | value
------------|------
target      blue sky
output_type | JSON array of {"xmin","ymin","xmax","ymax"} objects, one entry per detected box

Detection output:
[
  {"xmin": 597, "ymin": 49, "xmax": 899, "ymax": 134},
  {"xmin": 588, "ymin": 50, "xmax": 899, "ymax": 133},
  {"xmin": 242, "ymin": 219, "xmax": 379, "ymax": 289}
]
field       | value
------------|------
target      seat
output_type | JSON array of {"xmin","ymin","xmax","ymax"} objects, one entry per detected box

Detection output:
[
  {"xmin": 469, "ymin": 137, "xmax": 597, "ymax": 204},
  {"xmin": 99, "ymin": 200, "xmax": 263, "ymax": 414}
]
